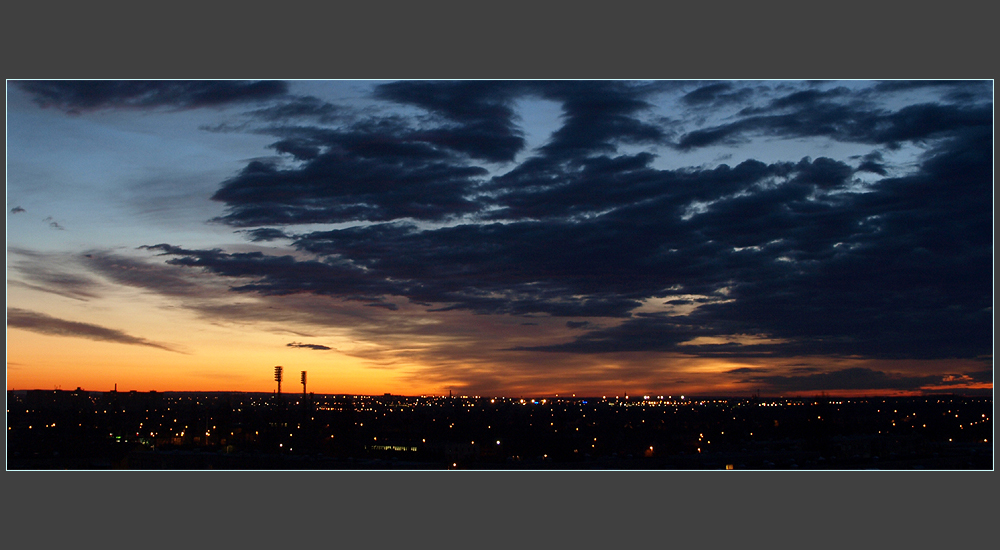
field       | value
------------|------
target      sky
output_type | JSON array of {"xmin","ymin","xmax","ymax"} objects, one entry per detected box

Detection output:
[{"xmin": 5, "ymin": 80, "xmax": 994, "ymax": 397}]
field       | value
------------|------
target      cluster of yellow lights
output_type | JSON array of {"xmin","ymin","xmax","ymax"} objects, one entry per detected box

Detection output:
[{"xmin": 370, "ymin": 444, "xmax": 418, "ymax": 452}]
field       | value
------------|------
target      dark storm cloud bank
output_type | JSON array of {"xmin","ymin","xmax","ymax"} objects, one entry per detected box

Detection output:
[
  {"xmin": 7, "ymin": 308, "xmax": 181, "ymax": 352},
  {"xmin": 17, "ymin": 80, "xmax": 288, "ymax": 113},
  {"xmin": 129, "ymin": 81, "xmax": 992, "ymax": 364}
]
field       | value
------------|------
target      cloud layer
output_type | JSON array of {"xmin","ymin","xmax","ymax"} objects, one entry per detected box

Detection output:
[
  {"xmin": 144, "ymin": 81, "xmax": 992, "ymax": 363},
  {"xmin": 12, "ymin": 80, "xmax": 993, "ymax": 394},
  {"xmin": 17, "ymin": 80, "xmax": 287, "ymax": 113},
  {"xmin": 7, "ymin": 308, "xmax": 180, "ymax": 352}
]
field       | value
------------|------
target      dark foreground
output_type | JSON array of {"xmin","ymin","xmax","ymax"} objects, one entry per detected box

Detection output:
[{"xmin": 7, "ymin": 390, "xmax": 992, "ymax": 470}]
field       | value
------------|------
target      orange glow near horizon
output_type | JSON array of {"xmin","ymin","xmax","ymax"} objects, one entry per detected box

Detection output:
[
  {"xmin": 8, "ymin": 324, "xmax": 991, "ymax": 398},
  {"xmin": 6, "ymin": 326, "xmax": 442, "ymax": 396},
  {"xmin": 6, "ymin": 286, "xmax": 992, "ymax": 397}
]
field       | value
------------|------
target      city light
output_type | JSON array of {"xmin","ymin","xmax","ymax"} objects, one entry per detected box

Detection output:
[{"xmin": 6, "ymin": 391, "xmax": 992, "ymax": 470}]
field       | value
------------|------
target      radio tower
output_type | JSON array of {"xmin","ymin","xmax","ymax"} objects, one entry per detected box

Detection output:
[
  {"xmin": 274, "ymin": 365, "xmax": 283, "ymax": 394},
  {"xmin": 301, "ymin": 370, "xmax": 307, "ymax": 396}
]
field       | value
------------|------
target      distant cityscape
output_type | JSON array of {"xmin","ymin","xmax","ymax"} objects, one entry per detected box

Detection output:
[{"xmin": 7, "ymin": 387, "xmax": 992, "ymax": 470}]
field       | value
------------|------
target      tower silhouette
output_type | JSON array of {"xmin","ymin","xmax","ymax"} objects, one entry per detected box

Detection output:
[{"xmin": 274, "ymin": 366, "xmax": 283, "ymax": 394}]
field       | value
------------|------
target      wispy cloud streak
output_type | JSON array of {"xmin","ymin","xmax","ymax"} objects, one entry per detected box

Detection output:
[{"xmin": 7, "ymin": 308, "xmax": 182, "ymax": 353}]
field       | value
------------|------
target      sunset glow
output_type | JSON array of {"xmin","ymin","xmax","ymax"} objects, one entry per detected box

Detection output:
[{"xmin": 6, "ymin": 80, "xmax": 993, "ymax": 398}]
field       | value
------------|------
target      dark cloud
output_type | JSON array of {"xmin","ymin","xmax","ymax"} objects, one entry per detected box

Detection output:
[
  {"xmin": 789, "ymin": 366, "xmax": 821, "ymax": 374},
  {"xmin": 139, "ymin": 243, "xmax": 402, "ymax": 308},
  {"xmin": 7, "ymin": 308, "xmax": 181, "ymax": 352},
  {"xmin": 516, "ymin": 315, "xmax": 718, "ymax": 353},
  {"xmin": 485, "ymin": 154, "xmax": 789, "ymax": 222},
  {"xmin": 855, "ymin": 150, "xmax": 887, "ymax": 175},
  {"xmin": 374, "ymin": 80, "xmax": 527, "ymax": 163},
  {"xmin": 873, "ymin": 81, "xmax": 966, "ymax": 92},
  {"xmin": 7, "ymin": 279, "xmax": 95, "ymax": 302},
  {"xmin": 210, "ymin": 142, "xmax": 489, "ymax": 226},
  {"xmin": 42, "ymin": 216, "xmax": 66, "ymax": 230},
  {"xmin": 239, "ymin": 228, "xmax": 292, "ymax": 242},
  {"xmin": 247, "ymin": 96, "xmax": 341, "ymax": 123},
  {"xmin": 17, "ymin": 80, "xmax": 288, "ymax": 113},
  {"xmin": 561, "ymin": 125, "xmax": 990, "ymax": 360},
  {"xmin": 682, "ymin": 82, "xmax": 754, "ymax": 107},
  {"xmin": 8, "ymin": 248, "xmax": 103, "ymax": 300},
  {"xmin": 150, "ymin": 113, "xmax": 991, "ymax": 362},
  {"xmin": 872, "ymin": 80, "xmax": 992, "ymax": 101},
  {"xmin": 287, "ymin": 342, "xmax": 332, "ymax": 351},
  {"xmin": 84, "ymin": 250, "xmax": 208, "ymax": 298},
  {"xmin": 967, "ymin": 369, "xmax": 993, "ymax": 382},
  {"xmin": 676, "ymin": 88, "xmax": 991, "ymax": 150},
  {"xmin": 373, "ymin": 81, "xmax": 667, "ymax": 162},
  {"xmin": 935, "ymin": 369, "xmax": 994, "ymax": 386},
  {"xmin": 683, "ymin": 83, "xmax": 735, "ymax": 105},
  {"xmin": 11, "ymin": 206, "xmax": 26, "ymax": 214},
  {"xmin": 790, "ymin": 156, "xmax": 854, "ymax": 188},
  {"xmin": 734, "ymin": 367, "xmax": 942, "ymax": 392},
  {"xmin": 725, "ymin": 367, "xmax": 764, "ymax": 374},
  {"xmin": 293, "ymin": 220, "xmax": 659, "ymax": 317},
  {"xmin": 530, "ymin": 81, "xmax": 666, "ymax": 157},
  {"xmin": 758, "ymin": 87, "xmax": 850, "ymax": 111},
  {"xmin": 207, "ymin": 81, "xmax": 676, "ymax": 227},
  {"xmin": 13, "ymin": 248, "xmax": 417, "ymax": 349},
  {"xmin": 69, "ymin": 80, "xmax": 988, "ymax": 375}
]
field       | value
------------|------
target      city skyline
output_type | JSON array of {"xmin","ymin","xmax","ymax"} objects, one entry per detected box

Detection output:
[{"xmin": 6, "ymin": 80, "xmax": 993, "ymax": 397}]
